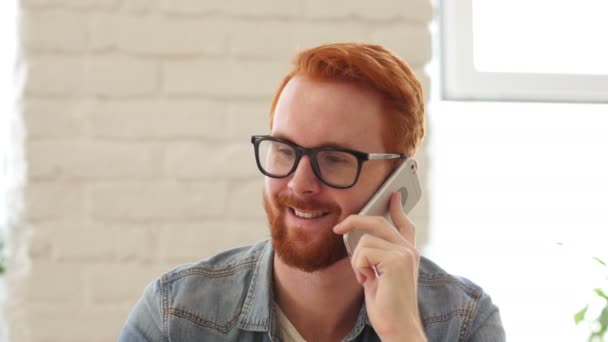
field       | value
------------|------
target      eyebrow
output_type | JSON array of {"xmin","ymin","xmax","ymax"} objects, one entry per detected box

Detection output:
[{"xmin": 270, "ymin": 133, "xmax": 355, "ymax": 150}]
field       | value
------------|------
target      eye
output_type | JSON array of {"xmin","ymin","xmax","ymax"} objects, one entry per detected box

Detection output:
[
  {"xmin": 273, "ymin": 143, "xmax": 295, "ymax": 157},
  {"xmin": 320, "ymin": 151, "xmax": 354, "ymax": 166},
  {"xmin": 323, "ymin": 154, "xmax": 348, "ymax": 164}
]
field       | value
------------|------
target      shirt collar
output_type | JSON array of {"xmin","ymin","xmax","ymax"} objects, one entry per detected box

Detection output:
[
  {"xmin": 237, "ymin": 240, "xmax": 275, "ymax": 332},
  {"xmin": 236, "ymin": 240, "xmax": 372, "ymax": 339}
]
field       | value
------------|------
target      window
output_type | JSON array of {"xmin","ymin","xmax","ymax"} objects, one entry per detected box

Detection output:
[
  {"xmin": 429, "ymin": 1, "xmax": 608, "ymax": 340},
  {"xmin": 441, "ymin": 0, "xmax": 608, "ymax": 102}
]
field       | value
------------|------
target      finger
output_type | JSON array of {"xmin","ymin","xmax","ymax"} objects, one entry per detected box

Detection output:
[
  {"xmin": 351, "ymin": 234, "xmax": 416, "ymax": 274},
  {"xmin": 355, "ymin": 265, "xmax": 377, "ymax": 285},
  {"xmin": 355, "ymin": 233, "xmax": 408, "ymax": 253},
  {"xmin": 351, "ymin": 246, "xmax": 400, "ymax": 277},
  {"xmin": 352, "ymin": 243, "xmax": 419, "ymax": 279},
  {"xmin": 388, "ymin": 191, "xmax": 416, "ymax": 245},
  {"xmin": 351, "ymin": 244, "xmax": 383, "ymax": 283},
  {"xmin": 333, "ymin": 215, "xmax": 403, "ymax": 244}
]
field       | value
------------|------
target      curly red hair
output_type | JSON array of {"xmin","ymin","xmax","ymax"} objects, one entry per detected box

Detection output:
[{"xmin": 270, "ymin": 43, "xmax": 425, "ymax": 156}]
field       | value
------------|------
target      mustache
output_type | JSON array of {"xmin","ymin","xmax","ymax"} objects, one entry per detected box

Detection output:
[{"xmin": 276, "ymin": 193, "xmax": 341, "ymax": 213}]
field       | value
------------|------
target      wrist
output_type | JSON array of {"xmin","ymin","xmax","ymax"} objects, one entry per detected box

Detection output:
[
  {"xmin": 382, "ymin": 334, "xmax": 427, "ymax": 342},
  {"xmin": 380, "ymin": 323, "xmax": 427, "ymax": 342}
]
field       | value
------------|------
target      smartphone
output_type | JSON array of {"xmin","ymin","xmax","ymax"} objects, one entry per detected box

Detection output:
[{"xmin": 343, "ymin": 158, "xmax": 422, "ymax": 257}]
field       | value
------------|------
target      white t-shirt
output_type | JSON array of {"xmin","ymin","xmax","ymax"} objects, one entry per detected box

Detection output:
[{"xmin": 275, "ymin": 303, "xmax": 307, "ymax": 342}]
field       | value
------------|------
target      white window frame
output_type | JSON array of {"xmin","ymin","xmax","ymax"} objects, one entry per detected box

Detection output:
[{"xmin": 440, "ymin": 0, "xmax": 608, "ymax": 103}]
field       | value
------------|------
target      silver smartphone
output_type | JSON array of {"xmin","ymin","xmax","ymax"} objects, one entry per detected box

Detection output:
[{"xmin": 343, "ymin": 158, "xmax": 422, "ymax": 256}]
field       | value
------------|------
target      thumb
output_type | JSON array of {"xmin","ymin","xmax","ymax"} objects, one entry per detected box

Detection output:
[{"xmin": 389, "ymin": 191, "xmax": 416, "ymax": 245}]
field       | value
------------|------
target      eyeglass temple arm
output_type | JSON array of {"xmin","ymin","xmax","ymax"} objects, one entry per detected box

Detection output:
[{"xmin": 367, "ymin": 153, "xmax": 406, "ymax": 160}]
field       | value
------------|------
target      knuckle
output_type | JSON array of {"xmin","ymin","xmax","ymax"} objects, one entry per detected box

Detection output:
[
  {"xmin": 408, "ymin": 247, "xmax": 420, "ymax": 259},
  {"xmin": 372, "ymin": 216, "xmax": 387, "ymax": 226},
  {"xmin": 397, "ymin": 247, "xmax": 419, "ymax": 261},
  {"xmin": 359, "ymin": 234, "xmax": 373, "ymax": 246}
]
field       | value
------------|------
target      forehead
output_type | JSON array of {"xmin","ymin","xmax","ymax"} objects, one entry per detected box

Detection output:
[{"xmin": 271, "ymin": 76, "xmax": 387, "ymax": 152}]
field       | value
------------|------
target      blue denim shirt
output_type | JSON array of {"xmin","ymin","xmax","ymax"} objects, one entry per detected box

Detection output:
[{"xmin": 120, "ymin": 240, "xmax": 505, "ymax": 341}]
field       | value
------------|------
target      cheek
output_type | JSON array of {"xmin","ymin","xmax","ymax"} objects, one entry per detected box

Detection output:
[
  {"xmin": 264, "ymin": 177, "xmax": 285, "ymax": 201},
  {"xmin": 347, "ymin": 164, "xmax": 393, "ymax": 211},
  {"xmin": 331, "ymin": 187, "xmax": 372, "ymax": 218},
  {"xmin": 342, "ymin": 190, "xmax": 372, "ymax": 216}
]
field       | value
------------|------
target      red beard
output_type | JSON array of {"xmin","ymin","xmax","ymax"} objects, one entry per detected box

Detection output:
[{"xmin": 263, "ymin": 191, "xmax": 348, "ymax": 272}]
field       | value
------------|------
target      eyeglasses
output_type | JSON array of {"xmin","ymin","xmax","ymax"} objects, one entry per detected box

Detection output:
[{"xmin": 251, "ymin": 135, "xmax": 406, "ymax": 189}]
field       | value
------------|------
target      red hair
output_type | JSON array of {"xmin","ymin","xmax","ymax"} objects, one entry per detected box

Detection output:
[{"xmin": 270, "ymin": 43, "xmax": 425, "ymax": 156}]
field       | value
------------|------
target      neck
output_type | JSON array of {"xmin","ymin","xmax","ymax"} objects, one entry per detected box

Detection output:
[{"xmin": 273, "ymin": 254, "xmax": 364, "ymax": 342}]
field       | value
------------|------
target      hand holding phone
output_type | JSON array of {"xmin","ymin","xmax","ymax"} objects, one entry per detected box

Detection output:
[{"xmin": 343, "ymin": 158, "xmax": 422, "ymax": 256}]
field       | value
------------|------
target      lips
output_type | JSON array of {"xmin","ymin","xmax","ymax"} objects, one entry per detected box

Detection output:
[
  {"xmin": 292, "ymin": 208, "xmax": 328, "ymax": 219},
  {"xmin": 275, "ymin": 193, "xmax": 340, "ymax": 225}
]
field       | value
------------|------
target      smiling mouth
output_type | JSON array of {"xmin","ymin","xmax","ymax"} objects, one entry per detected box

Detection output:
[{"xmin": 291, "ymin": 208, "xmax": 329, "ymax": 219}]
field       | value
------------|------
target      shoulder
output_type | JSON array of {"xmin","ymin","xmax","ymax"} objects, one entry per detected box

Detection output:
[
  {"xmin": 122, "ymin": 240, "xmax": 272, "ymax": 340},
  {"xmin": 418, "ymin": 256, "xmax": 487, "ymax": 304},
  {"xmin": 155, "ymin": 240, "xmax": 270, "ymax": 330},
  {"xmin": 417, "ymin": 256, "xmax": 503, "ymax": 340},
  {"xmin": 161, "ymin": 240, "xmax": 268, "ymax": 285}
]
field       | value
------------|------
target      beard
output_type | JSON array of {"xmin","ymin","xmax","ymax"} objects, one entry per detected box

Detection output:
[{"xmin": 263, "ymin": 190, "xmax": 348, "ymax": 272}]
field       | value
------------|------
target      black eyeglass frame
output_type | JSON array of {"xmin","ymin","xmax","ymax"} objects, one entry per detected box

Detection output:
[{"xmin": 251, "ymin": 135, "xmax": 407, "ymax": 189}]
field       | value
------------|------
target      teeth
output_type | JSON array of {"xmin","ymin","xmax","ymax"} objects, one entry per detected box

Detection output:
[{"xmin": 293, "ymin": 209, "xmax": 325, "ymax": 219}]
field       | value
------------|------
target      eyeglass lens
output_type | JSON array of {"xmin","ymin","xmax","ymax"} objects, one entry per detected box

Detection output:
[{"xmin": 257, "ymin": 139, "xmax": 359, "ymax": 187}]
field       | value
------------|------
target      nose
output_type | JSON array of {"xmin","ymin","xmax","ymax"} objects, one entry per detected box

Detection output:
[{"xmin": 287, "ymin": 155, "xmax": 322, "ymax": 195}]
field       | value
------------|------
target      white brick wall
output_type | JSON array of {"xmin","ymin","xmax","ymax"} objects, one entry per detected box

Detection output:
[{"xmin": 5, "ymin": 0, "xmax": 433, "ymax": 340}]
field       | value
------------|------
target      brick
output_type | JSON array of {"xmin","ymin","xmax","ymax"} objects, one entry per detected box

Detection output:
[
  {"xmin": 302, "ymin": 0, "xmax": 433, "ymax": 22},
  {"xmin": 163, "ymin": 60, "xmax": 287, "ymax": 97},
  {"xmin": 84, "ymin": 263, "xmax": 171, "ymax": 302},
  {"xmin": 228, "ymin": 21, "xmax": 430, "ymax": 73},
  {"xmin": 226, "ymin": 178, "xmax": 266, "ymax": 219},
  {"xmin": 21, "ymin": 0, "xmax": 120, "ymax": 10},
  {"xmin": 88, "ymin": 181, "xmax": 228, "ymax": 221},
  {"xmin": 24, "ymin": 57, "xmax": 83, "ymax": 96},
  {"xmin": 230, "ymin": 21, "xmax": 431, "ymax": 65},
  {"xmin": 165, "ymin": 142, "xmax": 258, "ymax": 179},
  {"xmin": 21, "ymin": 9, "xmax": 88, "ymax": 52},
  {"xmin": 158, "ymin": 220, "xmax": 268, "ymax": 262},
  {"xmin": 159, "ymin": 0, "xmax": 300, "ymax": 17},
  {"xmin": 27, "ymin": 140, "xmax": 165, "ymax": 180},
  {"xmin": 16, "ymin": 303, "xmax": 128, "ymax": 342},
  {"xmin": 413, "ymin": 67, "xmax": 431, "ymax": 103},
  {"xmin": 17, "ymin": 261, "xmax": 85, "ymax": 303},
  {"xmin": 29, "ymin": 224, "xmax": 158, "ymax": 262},
  {"xmin": 369, "ymin": 24, "xmax": 432, "ymax": 66},
  {"xmin": 89, "ymin": 14, "xmax": 228, "ymax": 56},
  {"xmin": 225, "ymin": 101, "xmax": 270, "ymax": 139},
  {"xmin": 23, "ymin": 99, "xmax": 88, "ymax": 138},
  {"xmin": 228, "ymin": 21, "xmax": 371, "ymax": 60},
  {"xmin": 86, "ymin": 99, "xmax": 229, "ymax": 140},
  {"xmin": 87, "ymin": 13, "xmax": 117, "ymax": 51},
  {"xmin": 25, "ymin": 57, "xmax": 157, "ymax": 97},
  {"xmin": 24, "ymin": 181, "xmax": 86, "ymax": 221},
  {"xmin": 29, "ymin": 224, "xmax": 53, "ymax": 259},
  {"xmin": 228, "ymin": 21, "xmax": 284, "ymax": 59},
  {"xmin": 120, "ymin": 0, "xmax": 159, "ymax": 13},
  {"xmin": 83, "ymin": 58, "xmax": 158, "ymax": 97}
]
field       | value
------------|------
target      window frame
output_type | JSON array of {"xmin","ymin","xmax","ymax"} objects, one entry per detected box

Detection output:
[{"xmin": 440, "ymin": 0, "xmax": 608, "ymax": 103}]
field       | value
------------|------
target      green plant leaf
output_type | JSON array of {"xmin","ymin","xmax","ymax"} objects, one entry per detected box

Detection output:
[
  {"xmin": 595, "ymin": 288, "xmax": 608, "ymax": 301},
  {"xmin": 575, "ymin": 305, "xmax": 589, "ymax": 324},
  {"xmin": 596, "ymin": 306, "xmax": 608, "ymax": 338},
  {"xmin": 593, "ymin": 257, "xmax": 607, "ymax": 267}
]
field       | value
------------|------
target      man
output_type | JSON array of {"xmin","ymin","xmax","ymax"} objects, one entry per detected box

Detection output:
[{"xmin": 120, "ymin": 43, "xmax": 505, "ymax": 341}]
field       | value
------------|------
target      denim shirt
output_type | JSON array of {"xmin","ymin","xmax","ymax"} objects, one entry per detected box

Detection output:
[{"xmin": 119, "ymin": 240, "xmax": 505, "ymax": 341}]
